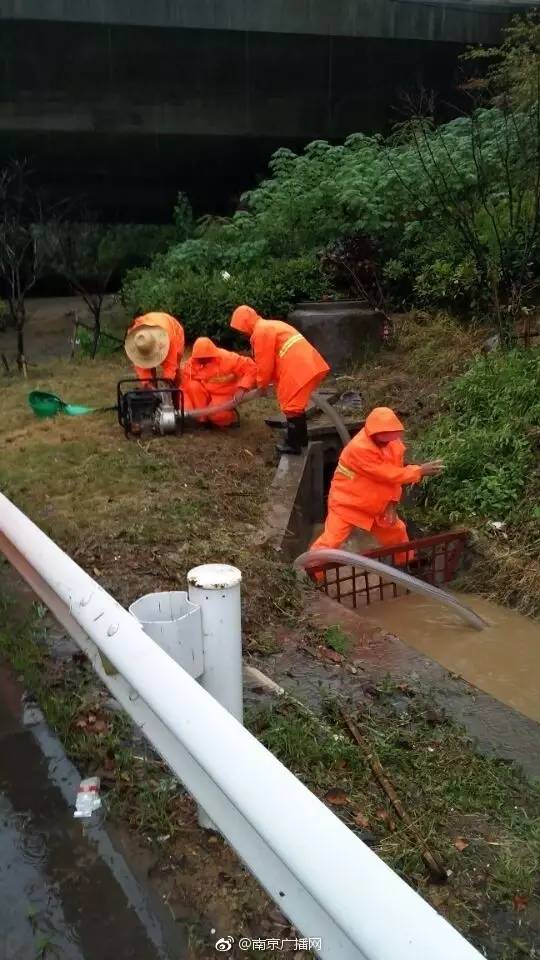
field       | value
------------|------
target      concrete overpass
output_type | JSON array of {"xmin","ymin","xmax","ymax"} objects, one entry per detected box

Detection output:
[{"xmin": 0, "ymin": 1, "xmax": 537, "ymax": 217}]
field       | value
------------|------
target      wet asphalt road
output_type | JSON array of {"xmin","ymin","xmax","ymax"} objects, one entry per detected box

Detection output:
[{"xmin": 0, "ymin": 664, "xmax": 184, "ymax": 960}]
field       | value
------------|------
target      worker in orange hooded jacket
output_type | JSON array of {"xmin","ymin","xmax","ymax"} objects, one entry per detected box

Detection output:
[
  {"xmin": 230, "ymin": 305, "xmax": 330, "ymax": 454},
  {"xmin": 124, "ymin": 312, "xmax": 185, "ymax": 407},
  {"xmin": 181, "ymin": 337, "xmax": 257, "ymax": 427},
  {"xmin": 311, "ymin": 407, "xmax": 444, "ymax": 565}
]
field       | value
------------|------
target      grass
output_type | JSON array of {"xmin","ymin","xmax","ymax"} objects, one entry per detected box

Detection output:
[
  {"xmin": 0, "ymin": 355, "xmax": 302, "ymax": 642},
  {"xmin": 348, "ymin": 313, "xmax": 540, "ymax": 618},
  {"xmin": 249, "ymin": 692, "xmax": 540, "ymax": 959},
  {"xmin": 321, "ymin": 624, "xmax": 352, "ymax": 655},
  {"xmin": 346, "ymin": 311, "xmax": 480, "ymax": 433}
]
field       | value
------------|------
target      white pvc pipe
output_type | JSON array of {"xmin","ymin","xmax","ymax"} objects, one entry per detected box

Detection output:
[
  {"xmin": 187, "ymin": 564, "xmax": 243, "ymax": 723},
  {"xmin": 0, "ymin": 493, "xmax": 483, "ymax": 960},
  {"xmin": 188, "ymin": 564, "xmax": 244, "ymax": 829}
]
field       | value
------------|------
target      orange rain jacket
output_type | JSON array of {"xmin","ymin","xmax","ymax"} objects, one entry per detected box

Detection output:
[
  {"xmin": 189, "ymin": 337, "xmax": 257, "ymax": 398},
  {"xmin": 230, "ymin": 306, "xmax": 329, "ymax": 416},
  {"xmin": 182, "ymin": 338, "xmax": 257, "ymax": 426},
  {"xmin": 129, "ymin": 313, "xmax": 185, "ymax": 385},
  {"xmin": 327, "ymin": 407, "xmax": 423, "ymax": 529}
]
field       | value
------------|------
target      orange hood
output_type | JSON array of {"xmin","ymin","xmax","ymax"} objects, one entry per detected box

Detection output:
[
  {"xmin": 230, "ymin": 305, "xmax": 260, "ymax": 336},
  {"xmin": 364, "ymin": 407, "xmax": 404, "ymax": 437},
  {"xmin": 192, "ymin": 337, "xmax": 220, "ymax": 360}
]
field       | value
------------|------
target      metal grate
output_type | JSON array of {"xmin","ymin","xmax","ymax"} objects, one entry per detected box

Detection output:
[{"xmin": 317, "ymin": 530, "xmax": 469, "ymax": 609}]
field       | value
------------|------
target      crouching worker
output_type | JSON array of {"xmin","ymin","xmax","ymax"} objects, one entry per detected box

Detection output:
[
  {"xmin": 230, "ymin": 305, "xmax": 330, "ymax": 455},
  {"xmin": 182, "ymin": 337, "xmax": 257, "ymax": 427},
  {"xmin": 311, "ymin": 407, "xmax": 444, "ymax": 567},
  {"xmin": 124, "ymin": 312, "xmax": 185, "ymax": 408}
]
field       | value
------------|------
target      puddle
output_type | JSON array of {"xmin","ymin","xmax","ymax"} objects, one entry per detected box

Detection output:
[
  {"xmin": 361, "ymin": 593, "xmax": 540, "ymax": 724},
  {"xmin": 0, "ymin": 664, "xmax": 185, "ymax": 960}
]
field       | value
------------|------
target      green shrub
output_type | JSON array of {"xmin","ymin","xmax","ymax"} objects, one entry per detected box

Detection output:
[
  {"xmin": 76, "ymin": 326, "xmax": 121, "ymax": 358},
  {"xmin": 418, "ymin": 349, "xmax": 540, "ymax": 525},
  {"xmin": 122, "ymin": 255, "xmax": 330, "ymax": 343}
]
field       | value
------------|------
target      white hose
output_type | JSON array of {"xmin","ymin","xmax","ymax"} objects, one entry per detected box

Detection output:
[
  {"xmin": 294, "ymin": 548, "xmax": 488, "ymax": 631},
  {"xmin": 181, "ymin": 388, "xmax": 264, "ymax": 420},
  {"xmin": 183, "ymin": 387, "xmax": 352, "ymax": 450}
]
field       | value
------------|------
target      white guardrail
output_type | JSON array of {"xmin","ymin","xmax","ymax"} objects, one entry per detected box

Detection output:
[{"xmin": 0, "ymin": 492, "xmax": 484, "ymax": 960}]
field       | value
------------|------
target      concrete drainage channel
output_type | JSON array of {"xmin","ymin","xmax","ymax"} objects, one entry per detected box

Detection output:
[{"xmin": 257, "ymin": 429, "xmax": 540, "ymax": 779}]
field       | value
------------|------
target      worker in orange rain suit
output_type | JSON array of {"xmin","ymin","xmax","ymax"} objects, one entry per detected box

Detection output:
[
  {"xmin": 181, "ymin": 337, "xmax": 258, "ymax": 427},
  {"xmin": 230, "ymin": 305, "xmax": 330, "ymax": 455},
  {"xmin": 310, "ymin": 407, "xmax": 444, "ymax": 567},
  {"xmin": 124, "ymin": 312, "xmax": 186, "ymax": 408}
]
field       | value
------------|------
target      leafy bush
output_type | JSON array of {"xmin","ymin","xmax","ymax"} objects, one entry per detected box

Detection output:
[
  {"xmin": 76, "ymin": 326, "xmax": 121, "ymax": 358},
  {"xmin": 418, "ymin": 349, "xmax": 540, "ymax": 525},
  {"xmin": 122, "ymin": 255, "xmax": 329, "ymax": 342}
]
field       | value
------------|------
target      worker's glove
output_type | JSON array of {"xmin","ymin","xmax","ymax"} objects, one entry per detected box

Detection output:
[{"xmin": 233, "ymin": 388, "xmax": 247, "ymax": 403}]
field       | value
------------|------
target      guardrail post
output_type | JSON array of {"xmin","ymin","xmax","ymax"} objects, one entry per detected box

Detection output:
[
  {"xmin": 187, "ymin": 563, "xmax": 243, "ymax": 721},
  {"xmin": 188, "ymin": 563, "xmax": 243, "ymax": 829}
]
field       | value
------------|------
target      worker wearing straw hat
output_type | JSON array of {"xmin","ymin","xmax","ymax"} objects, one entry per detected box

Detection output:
[{"xmin": 125, "ymin": 312, "xmax": 186, "ymax": 405}]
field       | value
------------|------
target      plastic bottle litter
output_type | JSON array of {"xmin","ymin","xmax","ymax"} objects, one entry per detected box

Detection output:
[{"xmin": 74, "ymin": 776, "xmax": 102, "ymax": 819}]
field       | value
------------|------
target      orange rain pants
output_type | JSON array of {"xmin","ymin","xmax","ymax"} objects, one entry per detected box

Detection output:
[
  {"xmin": 230, "ymin": 306, "xmax": 330, "ymax": 415},
  {"xmin": 311, "ymin": 509, "xmax": 414, "ymax": 566}
]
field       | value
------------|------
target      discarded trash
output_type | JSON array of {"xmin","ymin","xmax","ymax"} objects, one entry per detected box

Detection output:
[
  {"xmin": 487, "ymin": 520, "xmax": 508, "ymax": 539},
  {"xmin": 74, "ymin": 776, "xmax": 102, "ymax": 819}
]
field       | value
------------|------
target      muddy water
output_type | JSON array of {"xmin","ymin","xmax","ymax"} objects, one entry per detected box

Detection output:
[
  {"xmin": 0, "ymin": 664, "xmax": 184, "ymax": 960},
  {"xmin": 363, "ymin": 593, "xmax": 540, "ymax": 724}
]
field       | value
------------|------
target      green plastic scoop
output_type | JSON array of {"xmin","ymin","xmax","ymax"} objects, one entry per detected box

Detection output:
[{"xmin": 28, "ymin": 391, "xmax": 113, "ymax": 418}]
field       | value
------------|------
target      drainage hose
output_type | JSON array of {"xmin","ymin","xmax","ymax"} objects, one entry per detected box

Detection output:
[
  {"xmin": 182, "ymin": 388, "xmax": 264, "ymax": 421},
  {"xmin": 312, "ymin": 391, "xmax": 351, "ymax": 447},
  {"xmin": 294, "ymin": 548, "xmax": 488, "ymax": 631},
  {"xmin": 183, "ymin": 387, "xmax": 353, "ymax": 450}
]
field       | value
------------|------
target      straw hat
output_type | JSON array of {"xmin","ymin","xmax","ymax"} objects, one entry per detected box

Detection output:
[{"xmin": 124, "ymin": 325, "xmax": 170, "ymax": 368}]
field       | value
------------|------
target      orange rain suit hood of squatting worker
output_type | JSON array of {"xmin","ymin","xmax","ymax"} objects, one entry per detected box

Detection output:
[
  {"xmin": 125, "ymin": 312, "xmax": 185, "ymax": 407},
  {"xmin": 310, "ymin": 407, "xmax": 444, "ymax": 569},
  {"xmin": 181, "ymin": 337, "xmax": 258, "ymax": 427},
  {"xmin": 230, "ymin": 305, "xmax": 330, "ymax": 455}
]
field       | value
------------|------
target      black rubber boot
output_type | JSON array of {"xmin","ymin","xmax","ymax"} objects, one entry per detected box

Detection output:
[
  {"xmin": 296, "ymin": 412, "xmax": 309, "ymax": 448},
  {"xmin": 275, "ymin": 417, "xmax": 303, "ymax": 455}
]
